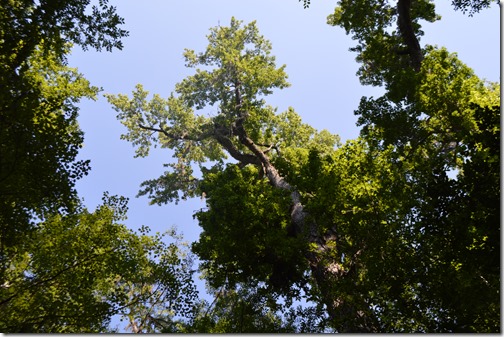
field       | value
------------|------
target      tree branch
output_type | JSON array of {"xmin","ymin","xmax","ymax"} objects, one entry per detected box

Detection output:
[
  {"xmin": 213, "ymin": 130, "xmax": 262, "ymax": 166},
  {"xmin": 137, "ymin": 123, "xmax": 196, "ymax": 142},
  {"xmin": 397, "ymin": 0, "xmax": 423, "ymax": 71}
]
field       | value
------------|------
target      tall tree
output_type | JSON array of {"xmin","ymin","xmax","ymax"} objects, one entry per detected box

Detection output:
[
  {"xmin": 326, "ymin": 0, "xmax": 500, "ymax": 331},
  {"xmin": 107, "ymin": 3, "xmax": 499, "ymax": 332},
  {"xmin": 107, "ymin": 15, "xmax": 340, "ymax": 325},
  {"xmin": 106, "ymin": 17, "xmax": 371, "ymax": 331}
]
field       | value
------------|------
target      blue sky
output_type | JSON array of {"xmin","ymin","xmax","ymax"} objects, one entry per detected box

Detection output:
[{"xmin": 68, "ymin": 0, "xmax": 499, "ymax": 308}]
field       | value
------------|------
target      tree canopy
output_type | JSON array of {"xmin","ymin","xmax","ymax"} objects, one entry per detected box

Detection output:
[
  {"xmin": 1, "ymin": 0, "xmax": 499, "ymax": 333},
  {"xmin": 107, "ymin": 2, "xmax": 499, "ymax": 331},
  {"xmin": 0, "ymin": 0, "xmax": 129, "ymax": 276},
  {"xmin": 0, "ymin": 194, "xmax": 198, "ymax": 332}
]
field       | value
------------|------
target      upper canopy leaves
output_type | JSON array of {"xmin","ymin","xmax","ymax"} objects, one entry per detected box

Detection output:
[
  {"xmin": 327, "ymin": 0, "xmax": 438, "ymax": 100},
  {"xmin": 107, "ymin": 18, "xmax": 338, "ymax": 205},
  {"xmin": 179, "ymin": 17, "xmax": 290, "ymax": 111}
]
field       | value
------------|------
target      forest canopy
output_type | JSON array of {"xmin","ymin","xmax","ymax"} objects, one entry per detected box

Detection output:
[{"xmin": 1, "ymin": 0, "xmax": 499, "ymax": 333}]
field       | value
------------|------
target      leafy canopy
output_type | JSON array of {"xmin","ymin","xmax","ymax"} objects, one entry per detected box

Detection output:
[
  {"xmin": 0, "ymin": 194, "xmax": 198, "ymax": 333},
  {"xmin": 107, "ymin": 4, "xmax": 499, "ymax": 333},
  {"xmin": 107, "ymin": 17, "xmax": 338, "ymax": 205},
  {"xmin": 0, "ymin": 0, "xmax": 129, "ymax": 271}
]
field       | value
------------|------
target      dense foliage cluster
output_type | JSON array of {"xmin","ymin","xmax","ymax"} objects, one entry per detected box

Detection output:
[
  {"xmin": 1, "ymin": 0, "xmax": 499, "ymax": 333},
  {"xmin": 0, "ymin": 1, "xmax": 197, "ymax": 332},
  {"xmin": 0, "ymin": 0, "xmax": 126, "ymax": 273}
]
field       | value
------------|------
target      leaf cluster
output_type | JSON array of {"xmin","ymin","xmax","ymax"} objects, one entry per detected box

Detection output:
[
  {"xmin": 0, "ymin": 195, "xmax": 198, "ymax": 333},
  {"xmin": 346, "ymin": 45, "xmax": 500, "ymax": 331},
  {"xmin": 451, "ymin": 0, "xmax": 497, "ymax": 15},
  {"xmin": 0, "ymin": 43, "xmax": 98, "ymax": 259},
  {"xmin": 0, "ymin": 0, "xmax": 129, "ymax": 275},
  {"xmin": 193, "ymin": 164, "xmax": 308, "ymax": 297}
]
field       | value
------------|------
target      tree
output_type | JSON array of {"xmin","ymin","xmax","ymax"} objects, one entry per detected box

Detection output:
[
  {"xmin": 107, "ymin": 3, "xmax": 499, "ymax": 332},
  {"xmin": 0, "ymin": 0, "xmax": 128, "ymax": 275},
  {"xmin": 107, "ymin": 16, "xmax": 373, "ymax": 331},
  {"xmin": 107, "ymin": 15, "xmax": 346, "ymax": 327},
  {"xmin": 326, "ymin": 0, "xmax": 500, "ymax": 331},
  {"xmin": 0, "ymin": 194, "xmax": 198, "ymax": 332},
  {"xmin": 0, "ymin": 42, "xmax": 98, "ymax": 290},
  {"xmin": 1, "ymin": 2, "xmax": 207, "ymax": 333}
]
